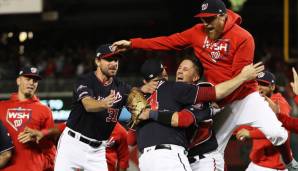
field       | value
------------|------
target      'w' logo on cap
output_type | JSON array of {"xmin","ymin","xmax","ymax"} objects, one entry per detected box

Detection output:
[{"xmin": 202, "ymin": 3, "xmax": 208, "ymax": 11}]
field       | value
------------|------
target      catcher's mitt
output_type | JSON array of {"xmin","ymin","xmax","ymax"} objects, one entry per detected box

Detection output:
[{"xmin": 126, "ymin": 88, "xmax": 149, "ymax": 128}]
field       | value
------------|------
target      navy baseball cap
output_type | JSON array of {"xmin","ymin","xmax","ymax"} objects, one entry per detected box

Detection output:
[
  {"xmin": 194, "ymin": 0, "xmax": 226, "ymax": 18},
  {"xmin": 141, "ymin": 59, "xmax": 164, "ymax": 81},
  {"xmin": 19, "ymin": 66, "xmax": 42, "ymax": 80},
  {"xmin": 96, "ymin": 44, "xmax": 122, "ymax": 59},
  {"xmin": 256, "ymin": 71, "xmax": 275, "ymax": 85}
]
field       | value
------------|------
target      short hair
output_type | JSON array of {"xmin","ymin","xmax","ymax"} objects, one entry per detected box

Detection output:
[{"xmin": 180, "ymin": 55, "xmax": 204, "ymax": 79}]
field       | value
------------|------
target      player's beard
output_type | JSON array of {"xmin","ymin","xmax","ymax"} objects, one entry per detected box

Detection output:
[
  {"xmin": 101, "ymin": 67, "xmax": 118, "ymax": 78},
  {"xmin": 24, "ymin": 92, "xmax": 34, "ymax": 98}
]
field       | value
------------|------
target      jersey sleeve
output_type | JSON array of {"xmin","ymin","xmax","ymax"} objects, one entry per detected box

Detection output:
[
  {"xmin": 0, "ymin": 121, "xmax": 14, "ymax": 153},
  {"xmin": 74, "ymin": 76, "xmax": 94, "ymax": 101},
  {"xmin": 130, "ymin": 26, "xmax": 195, "ymax": 50},
  {"xmin": 277, "ymin": 114, "xmax": 298, "ymax": 133},
  {"xmin": 173, "ymin": 82, "xmax": 216, "ymax": 105}
]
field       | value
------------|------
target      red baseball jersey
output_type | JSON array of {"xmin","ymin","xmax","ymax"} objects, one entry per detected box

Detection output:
[
  {"xmin": 236, "ymin": 93, "xmax": 292, "ymax": 170},
  {"xmin": 130, "ymin": 9, "xmax": 257, "ymax": 106},
  {"xmin": 0, "ymin": 93, "xmax": 56, "ymax": 171},
  {"xmin": 106, "ymin": 122, "xmax": 129, "ymax": 171}
]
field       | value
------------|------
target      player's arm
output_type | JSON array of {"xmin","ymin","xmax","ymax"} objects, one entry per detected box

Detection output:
[
  {"xmin": 277, "ymin": 114, "xmax": 298, "ymax": 133},
  {"xmin": 112, "ymin": 26, "xmax": 195, "ymax": 52},
  {"xmin": 139, "ymin": 104, "xmax": 212, "ymax": 127},
  {"xmin": 0, "ymin": 150, "xmax": 12, "ymax": 169},
  {"xmin": 214, "ymin": 62, "xmax": 264, "ymax": 100},
  {"xmin": 81, "ymin": 90, "xmax": 116, "ymax": 112},
  {"xmin": 173, "ymin": 63, "xmax": 263, "ymax": 105},
  {"xmin": 18, "ymin": 123, "xmax": 66, "ymax": 144}
]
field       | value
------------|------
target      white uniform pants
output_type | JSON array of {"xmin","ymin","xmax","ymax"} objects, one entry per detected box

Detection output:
[
  {"xmin": 246, "ymin": 162, "xmax": 288, "ymax": 171},
  {"xmin": 54, "ymin": 127, "xmax": 108, "ymax": 171},
  {"xmin": 214, "ymin": 92, "xmax": 288, "ymax": 155},
  {"xmin": 139, "ymin": 144, "xmax": 192, "ymax": 171},
  {"xmin": 190, "ymin": 150, "xmax": 225, "ymax": 171}
]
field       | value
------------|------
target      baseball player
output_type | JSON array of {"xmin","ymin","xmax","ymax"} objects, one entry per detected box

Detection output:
[
  {"xmin": 0, "ymin": 121, "xmax": 13, "ymax": 169},
  {"xmin": 235, "ymin": 71, "xmax": 297, "ymax": 171},
  {"xmin": 273, "ymin": 67, "xmax": 298, "ymax": 134},
  {"xmin": 0, "ymin": 66, "xmax": 56, "ymax": 171},
  {"xmin": 54, "ymin": 44, "xmax": 155, "ymax": 171},
  {"xmin": 131, "ymin": 58, "xmax": 262, "ymax": 171},
  {"xmin": 138, "ymin": 56, "xmax": 225, "ymax": 171},
  {"xmin": 111, "ymin": 0, "xmax": 288, "ymax": 161}
]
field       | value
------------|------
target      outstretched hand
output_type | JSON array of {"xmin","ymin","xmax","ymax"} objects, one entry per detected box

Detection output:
[
  {"xmin": 111, "ymin": 40, "xmax": 132, "ymax": 53},
  {"xmin": 240, "ymin": 62, "xmax": 264, "ymax": 81},
  {"xmin": 18, "ymin": 127, "xmax": 44, "ymax": 144}
]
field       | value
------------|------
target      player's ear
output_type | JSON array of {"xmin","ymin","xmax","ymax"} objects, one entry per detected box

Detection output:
[
  {"xmin": 94, "ymin": 58, "xmax": 100, "ymax": 67},
  {"xmin": 143, "ymin": 79, "xmax": 148, "ymax": 84},
  {"xmin": 16, "ymin": 77, "xmax": 21, "ymax": 86}
]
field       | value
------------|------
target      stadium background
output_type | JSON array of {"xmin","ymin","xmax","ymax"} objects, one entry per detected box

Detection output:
[{"xmin": 0, "ymin": 0, "xmax": 297, "ymax": 170}]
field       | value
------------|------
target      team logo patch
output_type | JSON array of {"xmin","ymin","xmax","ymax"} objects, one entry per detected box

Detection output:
[
  {"xmin": 203, "ymin": 37, "xmax": 230, "ymax": 63},
  {"xmin": 6, "ymin": 107, "xmax": 31, "ymax": 131},
  {"xmin": 201, "ymin": 3, "xmax": 208, "ymax": 11},
  {"xmin": 30, "ymin": 67, "xmax": 37, "ymax": 73},
  {"xmin": 257, "ymin": 72, "xmax": 265, "ymax": 78}
]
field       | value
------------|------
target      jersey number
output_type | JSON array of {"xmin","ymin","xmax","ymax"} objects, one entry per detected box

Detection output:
[
  {"xmin": 147, "ymin": 91, "xmax": 159, "ymax": 110},
  {"xmin": 106, "ymin": 108, "xmax": 119, "ymax": 123}
]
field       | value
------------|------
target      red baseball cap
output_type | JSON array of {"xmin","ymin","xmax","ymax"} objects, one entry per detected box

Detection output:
[{"xmin": 194, "ymin": 0, "xmax": 226, "ymax": 18}]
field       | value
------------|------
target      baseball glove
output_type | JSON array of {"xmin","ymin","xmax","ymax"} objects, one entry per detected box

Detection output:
[{"xmin": 126, "ymin": 88, "xmax": 149, "ymax": 128}]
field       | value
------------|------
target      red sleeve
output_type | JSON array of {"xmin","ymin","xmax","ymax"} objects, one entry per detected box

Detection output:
[
  {"xmin": 231, "ymin": 35, "xmax": 255, "ymax": 76},
  {"xmin": 195, "ymin": 87, "xmax": 216, "ymax": 103},
  {"xmin": 234, "ymin": 126, "xmax": 266, "ymax": 139},
  {"xmin": 115, "ymin": 123, "xmax": 129, "ymax": 169},
  {"xmin": 294, "ymin": 95, "xmax": 298, "ymax": 105},
  {"xmin": 127, "ymin": 128, "xmax": 137, "ymax": 146},
  {"xmin": 277, "ymin": 114, "xmax": 298, "ymax": 133},
  {"xmin": 130, "ymin": 26, "xmax": 195, "ymax": 51},
  {"xmin": 177, "ymin": 109, "xmax": 195, "ymax": 127}
]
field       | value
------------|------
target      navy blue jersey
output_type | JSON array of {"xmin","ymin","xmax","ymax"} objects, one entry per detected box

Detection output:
[
  {"xmin": 0, "ymin": 121, "xmax": 13, "ymax": 153},
  {"xmin": 137, "ymin": 80, "xmax": 200, "ymax": 150},
  {"xmin": 66, "ymin": 72, "xmax": 131, "ymax": 141}
]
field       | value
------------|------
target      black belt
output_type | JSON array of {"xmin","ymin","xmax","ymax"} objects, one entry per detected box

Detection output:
[
  {"xmin": 68, "ymin": 130, "xmax": 102, "ymax": 148},
  {"xmin": 188, "ymin": 154, "xmax": 205, "ymax": 164},
  {"xmin": 141, "ymin": 144, "xmax": 172, "ymax": 153}
]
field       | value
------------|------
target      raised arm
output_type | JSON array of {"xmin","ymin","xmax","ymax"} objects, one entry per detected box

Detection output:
[{"xmin": 214, "ymin": 62, "xmax": 264, "ymax": 100}]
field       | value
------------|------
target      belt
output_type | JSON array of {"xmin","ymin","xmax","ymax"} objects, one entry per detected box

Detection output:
[
  {"xmin": 188, "ymin": 154, "xmax": 205, "ymax": 164},
  {"xmin": 68, "ymin": 130, "xmax": 102, "ymax": 148},
  {"xmin": 141, "ymin": 144, "xmax": 172, "ymax": 153}
]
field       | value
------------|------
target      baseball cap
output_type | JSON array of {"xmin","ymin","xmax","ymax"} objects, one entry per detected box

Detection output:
[
  {"xmin": 256, "ymin": 71, "xmax": 275, "ymax": 85},
  {"xmin": 194, "ymin": 0, "xmax": 226, "ymax": 18},
  {"xmin": 141, "ymin": 59, "xmax": 164, "ymax": 81},
  {"xmin": 96, "ymin": 44, "xmax": 121, "ymax": 59},
  {"xmin": 19, "ymin": 66, "xmax": 42, "ymax": 80}
]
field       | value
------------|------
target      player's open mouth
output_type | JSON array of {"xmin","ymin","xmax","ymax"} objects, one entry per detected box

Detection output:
[{"xmin": 176, "ymin": 76, "xmax": 183, "ymax": 81}]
